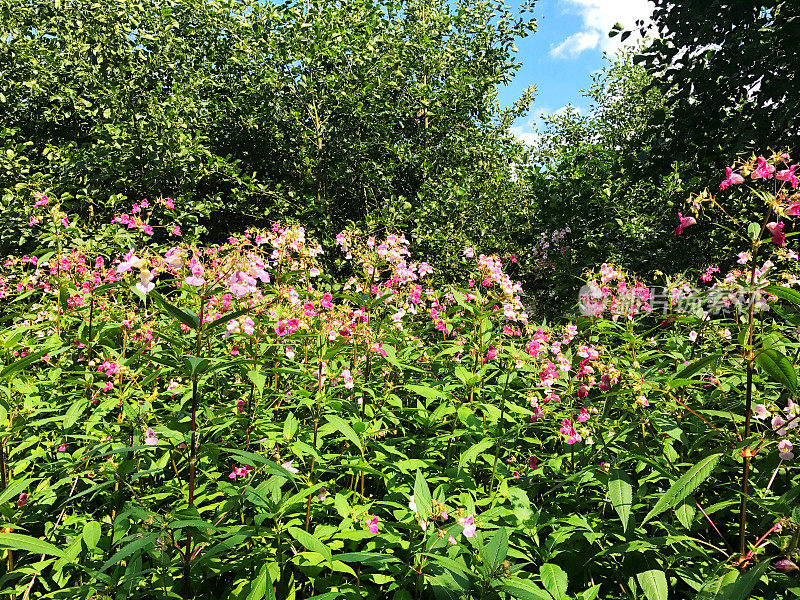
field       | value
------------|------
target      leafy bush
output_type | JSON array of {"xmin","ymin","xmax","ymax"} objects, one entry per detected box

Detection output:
[{"xmin": 0, "ymin": 156, "xmax": 799, "ymax": 599}]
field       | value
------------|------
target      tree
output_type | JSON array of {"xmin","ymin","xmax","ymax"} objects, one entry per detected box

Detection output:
[
  {"xmin": 631, "ymin": 0, "xmax": 800, "ymax": 169},
  {"xmin": 0, "ymin": 0, "xmax": 536, "ymax": 265}
]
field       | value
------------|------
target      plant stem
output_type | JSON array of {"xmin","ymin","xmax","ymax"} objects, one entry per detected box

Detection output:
[{"xmin": 184, "ymin": 298, "xmax": 205, "ymax": 600}]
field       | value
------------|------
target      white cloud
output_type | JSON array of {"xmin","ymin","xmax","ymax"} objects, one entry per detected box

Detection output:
[
  {"xmin": 550, "ymin": 31, "xmax": 601, "ymax": 59},
  {"xmin": 549, "ymin": 0, "xmax": 654, "ymax": 59}
]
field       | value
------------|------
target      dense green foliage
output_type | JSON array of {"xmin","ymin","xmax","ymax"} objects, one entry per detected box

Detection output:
[
  {"xmin": 633, "ymin": 0, "xmax": 800, "ymax": 169},
  {"xmin": 0, "ymin": 160, "xmax": 799, "ymax": 598},
  {"xmin": 0, "ymin": 0, "xmax": 534, "ymax": 266}
]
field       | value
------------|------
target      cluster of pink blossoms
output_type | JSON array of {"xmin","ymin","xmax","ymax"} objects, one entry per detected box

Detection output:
[{"xmin": 580, "ymin": 264, "xmax": 652, "ymax": 320}]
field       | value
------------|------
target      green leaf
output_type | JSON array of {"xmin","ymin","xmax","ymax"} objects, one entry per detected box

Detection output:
[
  {"xmin": 247, "ymin": 562, "xmax": 276, "ymax": 600},
  {"xmin": 540, "ymin": 563, "xmax": 568, "ymax": 600},
  {"xmin": 720, "ymin": 560, "xmax": 772, "ymax": 600},
  {"xmin": 642, "ymin": 453, "xmax": 722, "ymax": 525},
  {"xmin": 100, "ymin": 532, "xmax": 159, "ymax": 572},
  {"xmin": 0, "ymin": 532, "xmax": 64, "ymax": 557},
  {"xmin": 608, "ymin": 469, "xmax": 633, "ymax": 533},
  {"xmin": 755, "ymin": 348, "xmax": 797, "ymax": 393},
  {"xmin": 458, "ymin": 437, "xmax": 494, "ymax": 471},
  {"xmin": 497, "ymin": 577, "xmax": 552, "ymax": 600},
  {"xmin": 482, "ymin": 527, "xmax": 508, "ymax": 574},
  {"xmin": 150, "ymin": 291, "xmax": 200, "ymax": 331},
  {"xmin": 0, "ymin": 477, "xmax": 32, "ymax": 505},
  {"xmin": 675, "ymin": 496, "xmax": 696, "ymax": 530},
  {"xmin": 763, "ymin": 285, "xmax": 800, "ymax": 307},
  {"xmin": 413, "ymin": 469, "xmax": 433, "ymax": 521},
  {"xmin": 248, "ymin": 370, "xmax": 267, "ymax": 396},
  {"xmin": 672, "ymin": 353, "xmax": 721, "ymax": 383},
  {"xmin": 83, "ymin": 521, "xmax": 102, "ymax": 549},
  {"xmin": 63, "ymin": 399, "xmax": 86, "ymax": 431},
  {"xmin": 287, "ymin": 526, "xmax": 332, "ymax": 566},
  {"xmin": 324, "ymin": 414, "xmax": 362, "ymax": 452},
  {"xmin": 637, "ymin": 569, "xmax": 668, "ymax": 600}
]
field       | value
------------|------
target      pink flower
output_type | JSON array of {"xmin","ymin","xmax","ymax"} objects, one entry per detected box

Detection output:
[
  {"xmin": 675, "ymin": 213, "xmax": 696, "ymax": 236},
  {"xmin": 185, "ymin": 261, "xmax": 205, "ymax": 286},
  {"xmin": 281, "ymin": 460, "xmax": 299, "ymax": 474},
  {"xmin": 485, "ymin": 345, "xmax": 499, "ymax": 362},
  {"xmin": 228, "ymin": 465, "xmax": 252, "ymax": 479},
  {"xmin": 341, "ymin": 369, "xmax": 354, "ymax": 389},
  {"xmin": 753, "ymin": 404, "xmax": 769, "ymax": 420},
  {"xmin": 321, "ymin": 293, "xmax": 334, "ymax": 309},
  {"xmin": 719, "ymin": 167, "xmax": 745, "ymax": 190},
  {"xmin": 463, "ymin": 247, "xmax": 475, "ymax": 258},
  {"xmin": 776, "ymin": 164, "xmax": 799, "ymax": 188},
  {"xmin": 170, "ymin": 224, "xmax": 182, "ymax": 236},
  {"xmin": 33, "ymin": 192, "xmax": 49, "ymax": 208},
  {"xmin": 144, "ymin": 428, "xmax": 158, "ymax": 446},
  {"xmin": 458, "ymin": 515, "xmax": 477, "ymax": 538},
  {"xmin": 136, "ymin": 269, "xmax": 155, "ymax": 294},
  {"xmin": 577, "ymin": 407, "xmax": 590, "ymax": 423},
  {"xmin": 752, "ymin": 156, "xmax": 776, "ymax": 180},
  {"xmin": 767, "ymin": 222, "xmax": 786, "ymax": 246},
  {"xmin": 366, "ymin": 515, "xmax": 380, "ymax": 534},
  {"xmin": 16, "ymin": 493, "xmax": 27, "ymax": 508},
  {"xmin": 165, "ymin": 198, "xmax": 175, "ymax": 210},
  {"xmin": 778, "ymin": 439, "xmax": 794, "ymax": 461},
  {"xmin": 58, "ymin": 444, "xmax": 67, "ymax": 452},
  {"xmin": 447, "ymin": 535, "xmax": 457, "ymax": 545},
  {"xmin": 528, "ymin": 456, "xmax": 539, "ymax": 470},
  {"xmin": 688, "ymin": 330, "xmax": 698, "ymax": 342}
]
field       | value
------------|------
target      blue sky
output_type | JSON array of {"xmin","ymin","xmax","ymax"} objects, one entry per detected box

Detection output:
[{"xmin": 496, "ymin": 0, "xmax": 654, "ymax": 144}]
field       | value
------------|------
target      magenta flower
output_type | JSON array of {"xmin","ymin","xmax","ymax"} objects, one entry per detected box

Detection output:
[
  {"xmin": 228, "ymin": 465, "xmax": 252, "ymax": 479},
  {"xmin": 674, "ymin": 213, "xmax": 697, "ymax": 236},
  {"xmin": 767, "ymin": 222, "xmax": 786, "ymax": 246},
  {"xmin": 366, "ymin": 515, "xmax": 380, "ymax": 534},
  {"xmin": 776, "ymin": 164, "xmax": 799, "ymax": 188},
  {"xmin": 16, "ymin": 493, "xmax": 27, "ymax": 508},
  {"xmin": 752, "ymin": 156, "xmax": 776, "ymax": 180},
  {"xmin": 719, "ymin": 167, "xmax": 744, "ymax": 190}
]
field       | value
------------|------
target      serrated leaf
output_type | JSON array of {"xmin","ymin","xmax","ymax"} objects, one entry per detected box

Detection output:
[
  {"xmin": 100, "ymin": 532, "xmax": 159, "ymax": 572},
  {"xmin": 763, "ymin": 285, "xmax": 800, "ymax": 307},
  {"xmin": 458, "ymin": 437, "xmax": 494, "ymax": 471},
  {"xmin": 642, "ymin": 453, "xmax": 722, "ymax": 525},
  {"xmin": 247, "ymin": 562, "xmax": 276, "ymax": 600},
  {"xmin": 324, "ymin": 414, "xmax": 362, "ymax": 452},
  {"xmin": 497, "ymin": 577, "xmax": 552, "ymax": 600},
  {"xmin": 755, "ymin": 348, "xmax": 797, "ymax": 393},
  {"xmin": 609, "ymin": 469, "xmax": 633, "ymax": 533},
  {"xmin": 540, "ymin": 563, "xmax": 568, "ymax": 600},
  {"xmin": 150, "ymin": 291, "xmax": 200, "ymax": 330},
  {"xmin": 482, "ymin": 527, "xmax": 508, "ymax": 574},
  {"xmin": 83, "ymin": 521, "xmax": 102, "ymax": 549},
  {"xmin": 287, "ymin": 526, "xmax": 332, "ymax": 566},
  {"xmin": 637, "ymin": 569, "xmax": 668, "ymax": 600}
]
